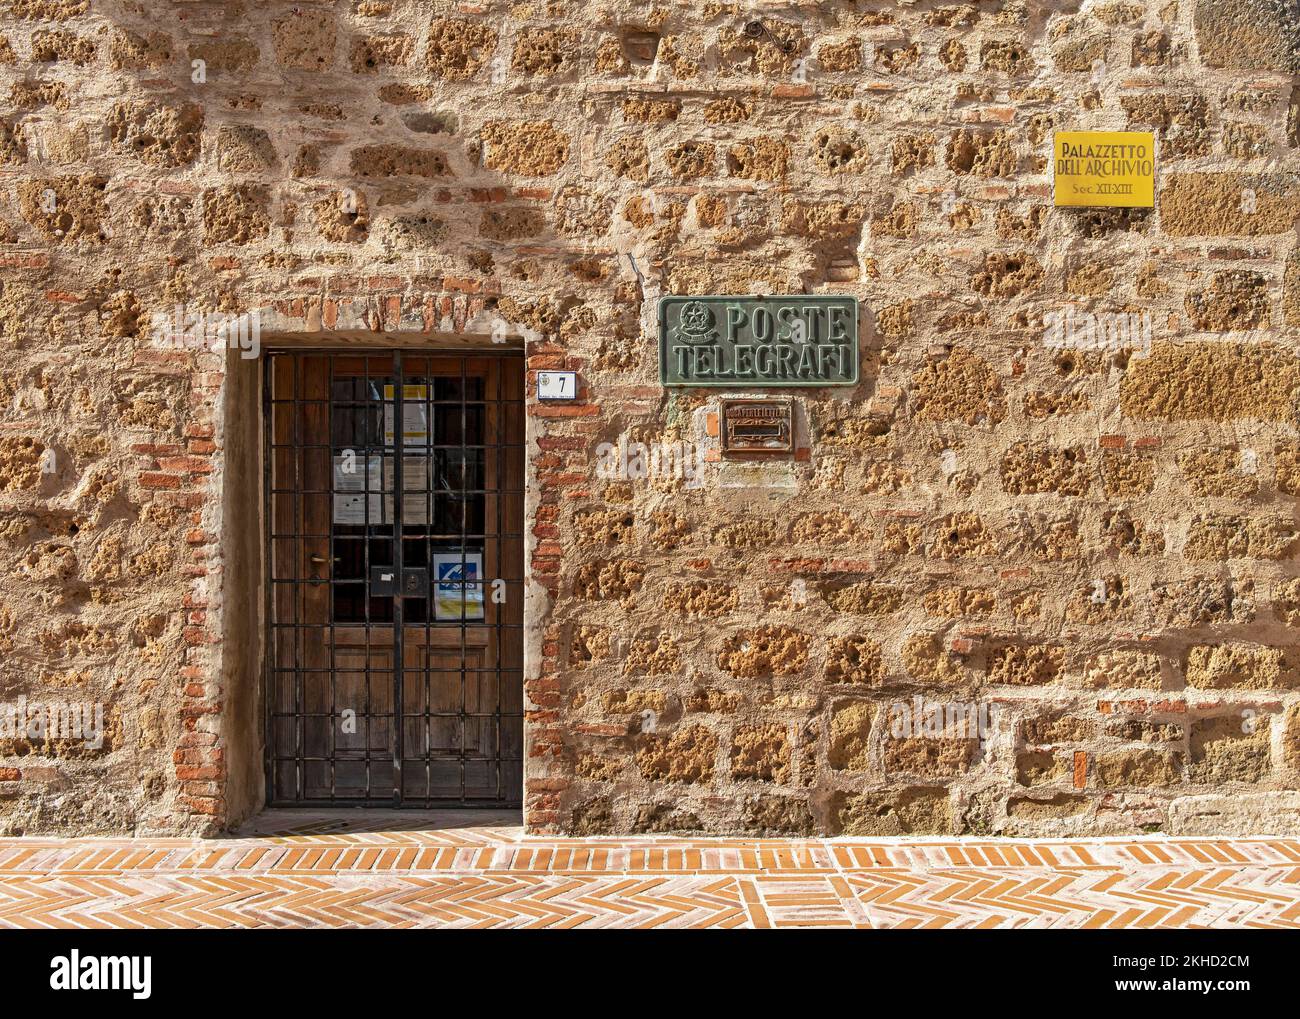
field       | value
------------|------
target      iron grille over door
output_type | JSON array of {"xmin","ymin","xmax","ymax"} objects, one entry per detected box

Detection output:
[{"xmin": 265, "ymin": 351, "xmax": 524, "ymax": 806}]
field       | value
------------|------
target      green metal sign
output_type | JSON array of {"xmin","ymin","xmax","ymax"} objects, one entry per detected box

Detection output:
[{"xmin": 658, "ymin": 295, "xmax": 858, "ymax": 387}]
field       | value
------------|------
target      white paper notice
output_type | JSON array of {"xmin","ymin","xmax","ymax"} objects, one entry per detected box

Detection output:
[
  {"xmin": 333, "ymin": 454, "xmax": 384, "ymax": 525},
  {"xmin": 383, "ymin": 456, "xmax": 432, "ymax": 525},
  {"xmin": 382, "ymin": 385, "xmax": 430, "ymax": 445}
]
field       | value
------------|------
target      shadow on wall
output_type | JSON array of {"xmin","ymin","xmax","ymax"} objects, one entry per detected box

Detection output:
[{"xmin": 4, "ymin": 3, "xmax": 664, "ymax": 834}]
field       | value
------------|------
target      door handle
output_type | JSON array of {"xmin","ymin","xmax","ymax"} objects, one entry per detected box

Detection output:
[{"xmin": 309, "ymin": 553, "xmax": 334, "ymax": 583}]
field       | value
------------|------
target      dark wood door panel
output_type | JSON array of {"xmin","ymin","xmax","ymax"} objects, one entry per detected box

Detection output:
[{"xmin": 266, "ymin": 351, "xmax": 524, "ymax": 806}]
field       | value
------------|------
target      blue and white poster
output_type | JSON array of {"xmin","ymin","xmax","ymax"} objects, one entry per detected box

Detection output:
[{"xmin": 433, "ymin": 553, "xmax": 484, "ymax": 621}]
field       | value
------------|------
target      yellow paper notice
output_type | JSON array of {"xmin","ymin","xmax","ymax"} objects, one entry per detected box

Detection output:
[{"xmin": 1053, "ymin": 131, "xmax": 1155, "ymax": 208}]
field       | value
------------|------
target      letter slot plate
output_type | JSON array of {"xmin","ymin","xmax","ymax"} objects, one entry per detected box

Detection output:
[
  {"xmin": 720, "ymin": 397, "xmax": 794, "ymax": 456},
  {"xmin": 369, "ymin": 566, "xmax": 429, "ymax": 597},
  {"xmin": 371, "ymin": 566, "xmax": 398, "ymax": 596}
]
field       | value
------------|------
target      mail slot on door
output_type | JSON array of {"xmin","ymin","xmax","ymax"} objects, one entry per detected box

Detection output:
[
  {"xmin": 371, "ymin": 566, "xmax": 398, "ymax": 596},
  {"xmin": 720, "ymin": 398, "xmax": 794, "ymax": 456},
  {"xmin": 370, "ymin": 566, "xmax": 429, "ymax": 597}
]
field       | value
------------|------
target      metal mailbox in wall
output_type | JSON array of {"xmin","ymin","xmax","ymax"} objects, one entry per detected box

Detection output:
[{"xmin": 720, "ymin": 398, "xmax": 794, "ymax": 456}]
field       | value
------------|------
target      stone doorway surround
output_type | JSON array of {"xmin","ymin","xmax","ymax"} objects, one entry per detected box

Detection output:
[{"xmin": 214, "ymin": 293, "xmax": 545, "ymax": 832}]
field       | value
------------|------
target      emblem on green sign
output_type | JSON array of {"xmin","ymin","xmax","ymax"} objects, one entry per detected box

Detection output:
[
  {"xmin": 659, "ymin": 295, "xmax": 858, "ymax": 387},
  {"xmin": 675, "ymin": 301, "xmax": 717, "ymax": 344}
]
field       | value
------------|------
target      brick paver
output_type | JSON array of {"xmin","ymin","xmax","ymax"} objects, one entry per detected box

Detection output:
[{"xmin": 0, "ymin": 812, "xmax": 1295, "ymax": 929}]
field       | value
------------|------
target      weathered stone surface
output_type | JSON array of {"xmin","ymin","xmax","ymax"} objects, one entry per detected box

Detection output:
[
  {"xmin": 1121, "ymin": 343, "xmax": 1300, "ymax": 422},
  {"xmin": 108, "ymin": 101, "xmax": 203, "ymax": 167},
  {"xmin": 729, "ymin": 724, "xmax": 791, "ymax": 783},
  {"xmin": 1190, "ymin": 715, "xmax": 1271, "ymax": 784},
  {"xmin": 717, "ymin": 627, "xmax": 810, "ymax": 678},
  {"xmin": 987, "ymin": 644, "xmax": 1063, "ymax": 686},
  {"xmin": 833, "ymin": 787, "xmax": 951, "ymax": 835},
  {"xmin": 1, "ymin": 1, "xmax": 1297, "ymax": 840},
  {"xmin": 1185, "ymin": 644, "xmax": 1300, "ymax": 690},
  {"xmin": 1095, "ymin": 750, "xmax": 1184, "ymax": 788},
  {"xmin": 912, "ymin": 348, "xmax": 1007, "ymax": 425},
  {"xmin": 425, "ymin": 17, "xmax": 497, "ymax": 78},
  {"xmin": 1169, "ymin": 792, "xmax": 1300, "ymax": 835},
  {"xmin": 201, "ymin": 185, "xmax": 270, "ymax": 244},
  {"xmin": 1159, "ymin": 173, "xmax": 1300, "ymax": 235},
  {"xmin": 1079, "ymin": 651, "xmax": 1164, "ymax": 690},
  {"xmin": 1193, "ymin": 0, "xmax": 1300, "ymax": 72},
  {"xmin": 824, "ymin": 636, "xmax": 885, "ymax": 686},
  {"xmin": 481, "ymin": 120, "xmax": 569, "ymax": 175},
  {"xmin": 828, "ymin": 702, "xmax": 873, "ymax": 771},
  {"xmin": 635, "ymin": 726, "xmax": 717, "ymax": 783}
]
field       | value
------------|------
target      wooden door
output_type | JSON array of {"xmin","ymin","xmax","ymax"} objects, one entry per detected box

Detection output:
[{"xmin": 266, "ymin": 351, "xmax": 524, "ymax": 805}]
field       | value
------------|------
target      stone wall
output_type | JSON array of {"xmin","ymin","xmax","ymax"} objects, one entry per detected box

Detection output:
[{"xmin": 0, "ymin": 0, "xmax": 1298, "ymax": 836}]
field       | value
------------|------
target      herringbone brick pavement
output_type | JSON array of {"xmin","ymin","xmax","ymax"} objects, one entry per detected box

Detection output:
[{"xmin": 0, "ymin": 812, "xmax": 1295, "ymax": 929}]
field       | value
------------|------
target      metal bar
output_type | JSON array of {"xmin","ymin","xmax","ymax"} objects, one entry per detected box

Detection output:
[
  {"xmin": 292, "ymin": 354, "xmax": 303, "ymax": 801},
  {"xmin": 392, "ymin": 350, "xmax": 405, "ymax": 806},
  {"xmin": 327, "ymin": 354, "xmax": 337, "ymax": 802},
  {"xmin": 458, "ymin": 355, "xmax": 468, "ymax": 803},
  {"xmin": 362, "ymin": 356, "xmax": 372, "ymax": 802},
  {"xmin": 261, "ymin": 355, "xmax": 274, "ymax": 806},
  {"xmin": 495, "ymin": 360, "xmax": 504, "ymax": 802},
  {"xmin": 424, "ymin": 365, "xmax": 432, "ymax": 806}
]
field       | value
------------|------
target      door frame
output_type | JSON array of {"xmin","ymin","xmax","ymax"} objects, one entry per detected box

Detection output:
[{"xmin": 259, "ymin": 345, "xmax": 526, "ymax": 808}]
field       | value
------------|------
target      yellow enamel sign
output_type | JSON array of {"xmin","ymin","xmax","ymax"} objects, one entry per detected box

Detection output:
[{"xmin": 1053, "ymin": 131, "xmax": 1155, "ymax": 208}]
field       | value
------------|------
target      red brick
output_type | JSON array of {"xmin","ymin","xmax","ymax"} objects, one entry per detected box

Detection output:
[
  {"xmin": 530, "ymin": 404, "xmax": 600, "ymax": 418},
  {"xmin": 139, "ymin": 472, "xmax": 181, "ymax": 489},
  {"xmin": 175, "ymin": 766, "xmax": 223, "ymax": 781},
  {"xmin": 537, "ymin": 436, "xmax": 586, "ymax": 452},
  {"xmin": 158, "ymin": 456, "xmax": 214, "ymax": 474},
  {"xmin": 444, "ymin": 276, "xmax": 484, "ymax": 292},
  {"xmin": 178, "ymin": 795, "xmax": 223, "ymax": 816},
  {"xmin": 0, "ymin": 253, "xmax": 49, "ymax": 268},
  {"xmin": 131, "ymin": 443, "xmax": 184, "ymax": 455},
  {"xmin": 536, "ymin": 471, "xmax": 587, "ymax": 488}
]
